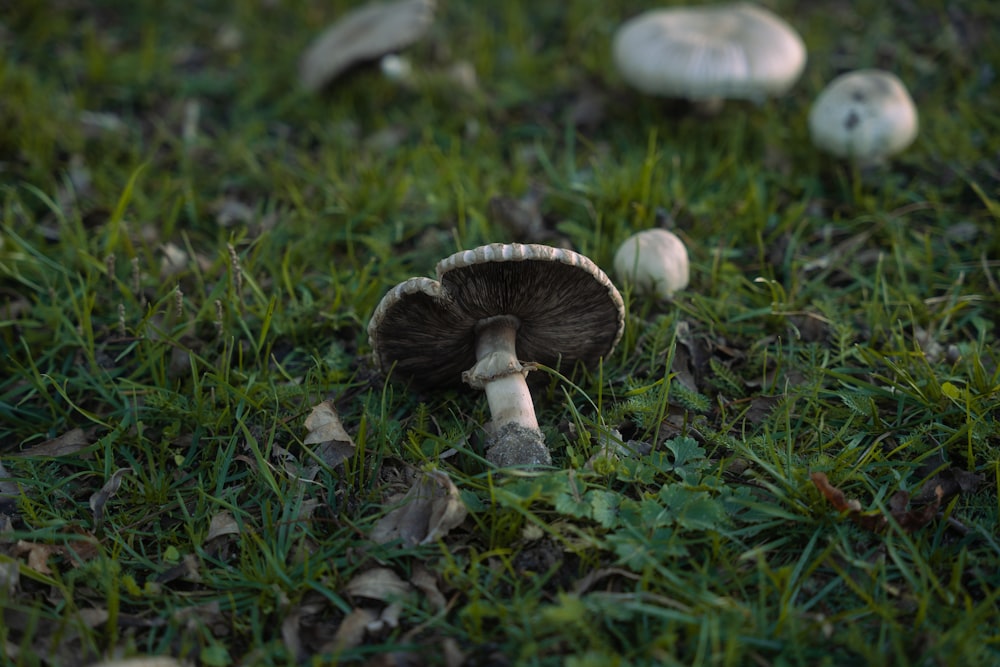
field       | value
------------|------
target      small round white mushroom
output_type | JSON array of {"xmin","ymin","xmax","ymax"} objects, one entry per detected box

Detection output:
[
  {"xmin": 612, "ymin": 3, "xmax": 806, "ymax": 109},
  {"xmin": 808, "ymin": 69, "xmax": 918, "ymax": 165},
  {"xmin": 614, "ymin": 229, "xmax": 690, "ymax": 299},
  {"xmin": 368, "ymin": 243, "xmax": 625, "ymax": 468}
]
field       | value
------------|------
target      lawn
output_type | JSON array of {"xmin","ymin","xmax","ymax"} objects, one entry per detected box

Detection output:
[{"xmin": 2, "ymin": 0, "xmax": 999, "ymax": 665}]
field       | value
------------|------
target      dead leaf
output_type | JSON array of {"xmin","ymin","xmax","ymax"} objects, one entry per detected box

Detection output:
[
  {"xmin": 340, "ymin": 569, "xmax": 413, "ymax": 634},
  {"xmin": 13, "ymin": 540, "xmax": 56, "ymax": 575},
  {"xmin": 323, "ymin": 608, "xmax": 379, "ymax": 653},
  {"xmin": 89, "ymin": 658, "xmax": 185, "ymax": 667},
  {"xmin": 370, "ymin": 469, "xmax": 467, "ymax": 546},
  {"xmin": 206, "ymin": 511, "xmax": 240, "ymax": 541},
  {"xmin": 90, "ymin": 468, "xmax": 134, "ymax": 530},
  {"xmin": 811, "ymin": 472, "xmax": 943, "ymax": 533},
  {"xmin": 14, "ymin": 428, "xmax": 90, "ymax": 458},
  {"xmin": 155, "ymin": 554, "xmax": 201, "ymax": 585},
  {"xmin": 303, "ymin": 400, "xmax": 356, "ymax": 469},
  {"xmin": 409, "ymin": 564, "xmax": 447, "ymax": 612},
  {"xmin": 890, "ymin": 486, "xmax": 944, "ymax": 533},
  {"xmin": 344, "ymin": 567, "xmax": 413, "ymax": 602},
  {"xmin": 810, "ymin": 472, "xmax": 862, "ymax": 513},
  {"xmin": 298, "ymin": 0, "xmax": 436, "ymax": 91},
  {"xmin": 913, "ymin": 466, "xmax": 983, "ymax": 504},
  {"xmin": 280, "ymin": 597, "xmax": 327, "ymax": 662}
]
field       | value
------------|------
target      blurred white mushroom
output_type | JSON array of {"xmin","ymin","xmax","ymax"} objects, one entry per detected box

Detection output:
[
  {"xmin": 614, "ymin": 229, "xmax": 690, "ymax": 299},
  {"xmin": 298, "ymin": 0, "xmax": 435, "ymax": 91},
  {"xmin": 379, "ymin": 54, "xmax": 414, "ymax": 84},
  {"xmin": 808, "ymin": 69, "xmax": 919, "ymax": 165},
  {"xmin": 612, "ymin": 3, "xmax": 806, "ymax": 111}
]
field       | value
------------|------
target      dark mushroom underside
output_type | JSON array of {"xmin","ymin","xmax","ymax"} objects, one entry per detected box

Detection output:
[{"xmin": 374, "ymin": 259, "xmax": 622, "ymax": 388}]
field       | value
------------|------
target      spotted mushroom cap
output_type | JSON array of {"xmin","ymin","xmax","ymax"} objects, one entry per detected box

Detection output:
[
  {"xmin": 612, "ymin": 2, "xmax": 806, "ymax": 102},
  {"xmin": 808, "ymin": 69, "xmax": 918, "ymax": 163},
  {"xmin": 298, "ymin": 0, "xmax": 436, "ymax": 91},
  {"xmin": 368, "ymin": 243, "xmax": 625, "ymax": 388}
]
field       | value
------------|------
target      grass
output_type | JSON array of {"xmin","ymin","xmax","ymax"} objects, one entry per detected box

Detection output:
[{"xmin": 2, "ymin": 0, "xmax": 1000, "ymax": 664}]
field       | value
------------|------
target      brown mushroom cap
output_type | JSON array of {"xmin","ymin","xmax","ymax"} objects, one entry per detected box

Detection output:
[{"xmin": 368, "ymin": 243, "xmax": 625, "ymax": 388}]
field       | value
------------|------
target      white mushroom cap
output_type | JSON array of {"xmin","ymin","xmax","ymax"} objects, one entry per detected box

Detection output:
[
  {"xmin": 614, "ymin": 229, "xmax": 690, "ymax": 299},
  {"xmin": 298, "ymin": 0, "xmax": 435, "ymax": 91},
  {"xmin": 808, "ymin": 69, "xmax": 919, "ymax": 164},
  {"xmin": 612, "ymin": 2, "xmax": 806, "ymax": 103}
]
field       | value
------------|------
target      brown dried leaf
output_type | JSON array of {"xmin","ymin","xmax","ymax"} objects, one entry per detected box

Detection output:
[
  {"xmin": 323, "ymin": 608, "xmax": 379, "ymax": 653},
  {"xmin": 410, "ymin": 564, "xmax": 447, "ymax": 612},
  {"xmin": 343, "ymin": 567, "xmax": 413, "ymax": 603},
  {"xmin": 15, "ymin": 428, "xmax": 90, "ymax": 458},
  {"xmin": 90, "ymin": 467, "xmax": 133, "ymax": 530},
  {"xmin": 303, "ymin": 400, "xmax": 356, "ymax": 468},
  {"xmin": 810, "ymin": 472, "xmax": 863, "ymax": 513},
  {"xmin": 155, "ymin": 554, "xmax": 201, "ymax": 585},
  {"xmin": 811, "ymin": 472, "xmax": 943, "ymax": 534},
  {"xmin": 370, "ymin": 469, "xmax": 467, "ymax": 546},
  {"xmin": 13, "ymin": 540, "xmax": 56, "ymax": 575},
  {"xmin": 913, "ymin": 466, "xmax": 983, "ymax": 503},
  {"xmin": 89, "ymin": 658, "xmax": 185, "ymax": 667},
  {"xmin": 206, "ymin": 511, "xmax": 240, "ymax": 541},
  {"xmin": 892, "ymin": 486, "xmax": 944, "ymax": 533}
]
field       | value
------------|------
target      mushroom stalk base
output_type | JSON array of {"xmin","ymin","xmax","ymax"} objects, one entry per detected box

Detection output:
[
  {"xmin": 463, "ymin": 314, "xmax": 551, "ymax": 467},
  {"xmin": 485, "ymin": 423, "xmax": 551, "ymax": 468}
]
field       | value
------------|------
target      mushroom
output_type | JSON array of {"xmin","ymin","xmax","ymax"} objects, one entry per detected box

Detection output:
[
  {"xmin": 613, "ymin": 229, "xmax": 690, "ymax": 299},
  {"xmin": 808, "ymin": 69, "xmax": 918, "ymax": 165},
  {"xmin": 368, "ymin": 243, "xmax": 625, "ymax": 468},
  {"xmin": 298, "ymin": 0, "xmax": 436, "ymax": 92},
  {"xmin": 612, "ymin": 3, "xmax": 806, "ymax": 111}
]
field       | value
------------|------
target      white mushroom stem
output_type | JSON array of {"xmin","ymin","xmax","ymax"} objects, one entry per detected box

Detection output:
[{"xmin": 461, "ymin": 315, "xmax": 539, "ymax": 431}]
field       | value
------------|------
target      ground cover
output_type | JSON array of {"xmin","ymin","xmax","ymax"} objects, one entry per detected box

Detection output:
[{"xmin": 1, "ymin": 0, "xmax": 999, "ymax": 665}]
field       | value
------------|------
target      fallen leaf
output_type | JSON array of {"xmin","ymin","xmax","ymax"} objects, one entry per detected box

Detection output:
[
  {"xmin": 343, "ymin": 567, "xmax": 413, "ymax": 602},
  {"xmin": 810, "ymin": 472, "xmax": 862, "ymax": 514},
  {"xmin": 206, "ymin": 511, "xmax": 240, "ymax": 541},
  {"xmin": 14, "ymin": 428, "xmax": 90, "ymax": 458},
  {"xmin": 280, "ymin": 597, "xmax": 327, "ymax": 662},
  {"xmin": 913, "ymin": 465, "xmax": 983, "ymax": 504},
  {"xmin": 410, "ymin": 564, "xmax": 447, "ymax": 612},
  {"xmin": 370, "ymin": 469, "xmax": 467, "ymax": 545},
  {"xmin": 890, "ymin": 486, "xmax": 944, "ymax": 533},
  {"xmin": 303, "ymin": 400, "xmax": 356, "ymax": 469},
  {"xmin": 323, "ymin": 608, "xmax": 379, "ymax": 653},
  {"xmin": 90, "ymin": 468, "xmax": 134, "ymax": 530},
  {"xmin": 154, "ymin": 553, "xmax": 201, "ymax": 585},
  {"xmin": 89, "ymin": 658, "xmax": 185, "ymax": 667},
  {"xmin": 340, "ymin": 569, "xmax": 414, "ymax": 634},
  {"xmin": 811, "ymin": 472, "xmax": 943, "ymax": 534},
  {"xmin": 13, "ymin": 540, "xmax": 56, "ymax": 575}
]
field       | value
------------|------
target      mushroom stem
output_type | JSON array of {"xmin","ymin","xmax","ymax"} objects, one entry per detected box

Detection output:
[{"xmin": 462, "ymin": 315, "xmax": 540, "ymax": 431}]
